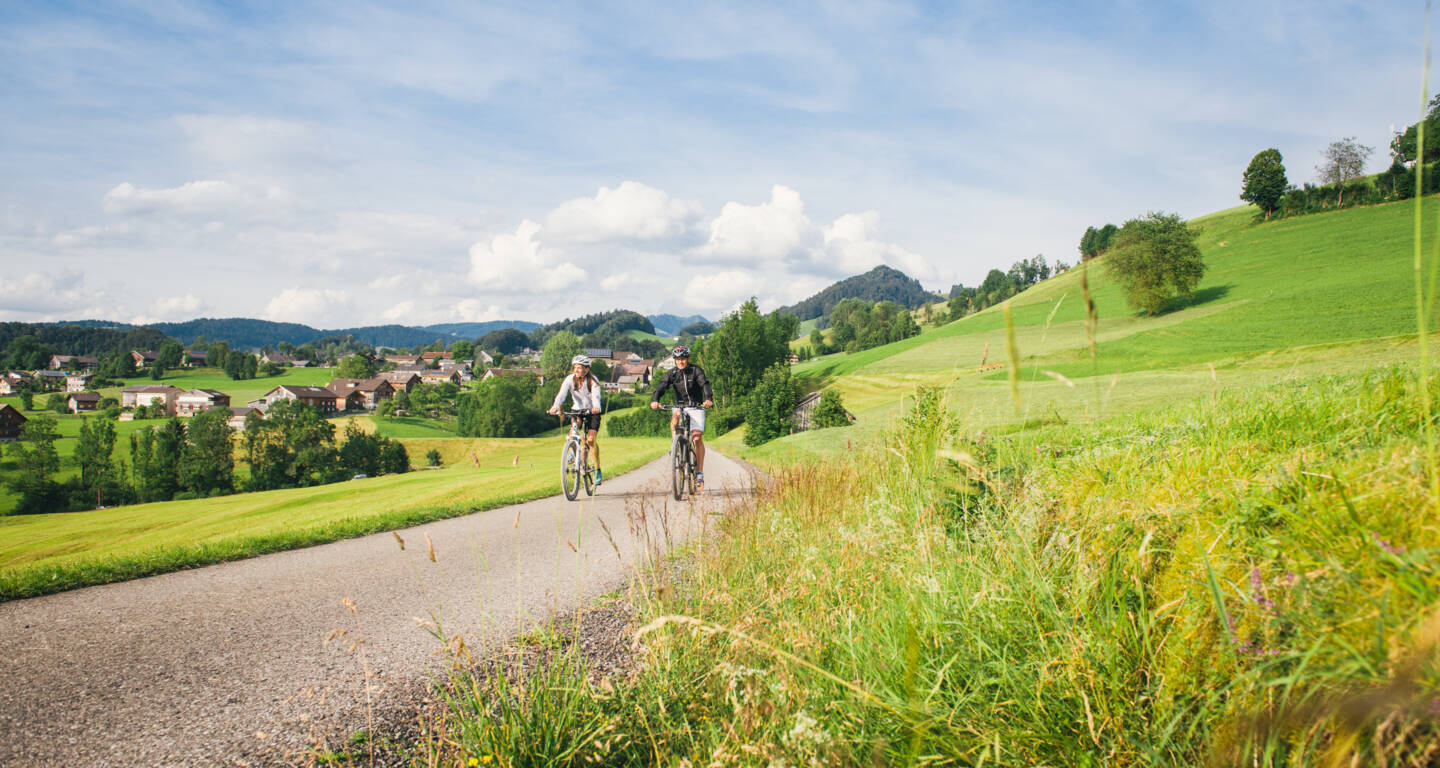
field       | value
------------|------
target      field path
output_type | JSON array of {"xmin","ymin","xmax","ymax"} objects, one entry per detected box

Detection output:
[{"xmin": 0, "ymin": 449, "xmax": 752, "ymax": 767}]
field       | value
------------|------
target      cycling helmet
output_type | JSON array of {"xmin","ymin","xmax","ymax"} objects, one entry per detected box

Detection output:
[
  {"xmin": 672, "ymin": 345, "xmax": 690, "ymax": 359},
  {"xmin": 571, "ymin": 354, "xmax": 592, "ymax": 367}
]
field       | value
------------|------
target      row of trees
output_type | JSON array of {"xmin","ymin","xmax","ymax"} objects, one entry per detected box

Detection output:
[
  {"xmin": 1239, "ymin": 135, "xmax": 1389, "ymax": 221},
  {"xmin": 946, "ymin": 255, "xmax": 1063, "ymax": 320},
  {"xmin": 5, "ymin": 402, "xmax": 411, "ymax": 515},
  {"xmin": 807, "ymin": 299, "xmax": 920, "ymax": 355}
]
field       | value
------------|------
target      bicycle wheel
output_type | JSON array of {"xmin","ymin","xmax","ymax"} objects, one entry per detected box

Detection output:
[
  {"xmin": 686, "ymin": 449, "xmax": 698, "ymax": 496},
  {"xmin": 671, "ymin": 437, "xmax": 687, "ymax": 501},
  {"xmin": 561, "ymin": 440, "xmax": 581, "ymax": 501},
  {"xmin": 582, "ymin": 447, "xmax": 595, "ymax": 496}
]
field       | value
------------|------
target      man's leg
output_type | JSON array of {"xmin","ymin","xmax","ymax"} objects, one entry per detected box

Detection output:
[{"xmin": 692, "ymin": 430, "xmax": 705, "ymax": 474}]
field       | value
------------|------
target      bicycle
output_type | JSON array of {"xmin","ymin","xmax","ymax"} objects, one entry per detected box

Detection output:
[
  {"xmin": 560, "ymin": 410, "xmax": 597, "ymax": 501},
  {"xmin": 664, "ymin": 405, "xmax": 703, "ymax": 501}
]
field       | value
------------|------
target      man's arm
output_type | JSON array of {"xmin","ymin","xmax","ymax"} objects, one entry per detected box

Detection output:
[
  {"xmin": 694, "ymin": 366, "xmax": 715, "ymax": 404},
  {"xmin": 650, "ymin": 369, "xmax": 672, "ymax": 403}
]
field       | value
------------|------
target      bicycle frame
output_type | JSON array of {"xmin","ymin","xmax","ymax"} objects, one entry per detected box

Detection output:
[
  {"xmin": 560, "ymin": 411, "xmax": 595, "ymax": 500},
  {"xmin": 663, "ymin": 405, "xmax": 702, "ymax": 500}
]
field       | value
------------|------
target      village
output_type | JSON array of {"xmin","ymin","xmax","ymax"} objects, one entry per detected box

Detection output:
[{"xmin": 0, "ymin": 345, "xmax": 660, "ymax": 439}]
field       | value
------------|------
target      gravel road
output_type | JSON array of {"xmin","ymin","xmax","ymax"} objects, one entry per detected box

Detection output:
[{"xmin": 0, "ymin": 449, "xmax": 752, "ymax": 767}]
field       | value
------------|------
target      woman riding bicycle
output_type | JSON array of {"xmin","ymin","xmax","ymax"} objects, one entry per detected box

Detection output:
[
  {"xmin": 549, "ymin": 354, "xmax": 605, "ymax": 485},
  {"xmin": 649, "ymin": 345, "xmax": 714, "ymax": 490}
]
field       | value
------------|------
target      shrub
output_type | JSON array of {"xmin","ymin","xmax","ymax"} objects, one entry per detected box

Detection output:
[
  {"xmin": 606, "ymin": 406, "xmax": 671, "ymax": 437},
  {"xmin": 743, "ymin": 363, "xmax": 799, "ymax": 446},
  {"xmin": 426, "ymin": 449, "xmax": 442, "ymax": 467},
  {"xmin": 810, "ymin": 389, "xmax": 850, "ymax": 429}
]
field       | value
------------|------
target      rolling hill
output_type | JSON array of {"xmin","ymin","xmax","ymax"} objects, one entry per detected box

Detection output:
[{"xmin": 772, "ymin": 264, "xmax": 937, "ymax": 324}]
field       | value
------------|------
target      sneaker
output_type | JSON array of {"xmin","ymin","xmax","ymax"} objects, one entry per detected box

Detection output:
[
  {"xmin": 594, "ymin": 468, "xmax": 603, "ymax": 486},
  {"xmin": 695, "ymin": 472, "xmax": 704, "ymax": 491}
]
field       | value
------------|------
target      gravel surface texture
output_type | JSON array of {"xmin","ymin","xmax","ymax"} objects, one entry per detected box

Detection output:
[{"xmin": 0, "ymin": 450, "xmax": 753, "ymax": 767}]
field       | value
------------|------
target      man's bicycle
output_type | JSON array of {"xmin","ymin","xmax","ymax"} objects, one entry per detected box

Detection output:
[
  {"xmin": 664, "ymin": 405, "xmax": 702, "ymax": 501},
  {"xmin": 560, "ymin": 410, "xmax": 597, "ymax": 501}
]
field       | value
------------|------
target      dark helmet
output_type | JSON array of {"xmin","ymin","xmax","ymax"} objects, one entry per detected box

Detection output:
[{"xmin": 672, "ymin": 345, "xmax": 691, "ymax": 359}]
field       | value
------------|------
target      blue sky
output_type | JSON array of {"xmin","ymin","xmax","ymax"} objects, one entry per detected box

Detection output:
[{"xmin": 0, "ymin": 0, "xmax": 1420, "ymax": 327}]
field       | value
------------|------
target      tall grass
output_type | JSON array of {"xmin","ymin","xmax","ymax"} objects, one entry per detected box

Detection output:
[{"xmin": 423, "ymin": 366, "xmax": 1439, "ymax": 766}]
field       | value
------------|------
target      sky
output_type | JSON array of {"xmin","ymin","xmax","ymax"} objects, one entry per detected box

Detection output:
[{"xmin": 0, "ymin": 0, "xmax": 1423, "ymax": 328}]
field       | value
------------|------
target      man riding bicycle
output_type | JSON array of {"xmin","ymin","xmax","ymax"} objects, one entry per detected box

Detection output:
[
  {"xmin": 549, "ymin": 354, "xmax": 605, "ymax": 485},
  {"xmin": 649, "ymin": 345, "xmax": 714, "ymax": 490}
]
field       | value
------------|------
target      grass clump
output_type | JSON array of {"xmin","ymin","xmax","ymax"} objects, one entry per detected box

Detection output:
[{"xmin": 426, "ymin": 366, "xmax": 1439, "ymax": 766}]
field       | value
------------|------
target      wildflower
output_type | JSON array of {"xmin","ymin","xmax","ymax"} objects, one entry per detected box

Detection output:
[
  {"xmin": 1249, "ymin": 567, "xmax": 1276, "ymax": 612},
  {"xmin": 1371, "ymin": 532, "xmax": 1405, "ymax": 555},
  {"xmin": 468, "ymin": 758, "xmax": 478, "ymax": 767}
]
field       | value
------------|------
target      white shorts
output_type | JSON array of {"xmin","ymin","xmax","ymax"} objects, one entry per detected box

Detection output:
[{"xmin": 677, "ymin": 407, "xmax": 705, "ymax": 434}]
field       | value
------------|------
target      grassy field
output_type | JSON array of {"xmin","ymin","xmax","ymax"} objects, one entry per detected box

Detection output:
[
  {"xmin": 624, "ymin": 328, "xmax": 674, "ymax": 344},
  {"xmin": 423, "ymin": 196, "xmax": 1440, "ymax": 765},
  {"xmin": 0, "ymin": 434, "xmax": 668, "ymax": 601}
]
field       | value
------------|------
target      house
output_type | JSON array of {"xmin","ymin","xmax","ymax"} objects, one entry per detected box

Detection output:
[
  {"xmin": 327, "ymin": 377, "xmax": 394, "ymax": 410},
  {"xmin": 624, "ymin": 352, "xmax": 644, "ymax": 363},
  {"xmin": 51, "ymin": 354, "xmax": 97, "ymax": 371},
  {"xmin": 260, "ymin": 385, "xmax": 338, "ymax": 413},
  {"xmin": 131, "ymin": 350, "xmax": 159, "ymax": 368},
  {"xmin": 481, "ymin": 367, "xmax": 543, "ymax": 384},
  {"xmin": 421, "ymin": 351, "xmax": 452, "ymax": 362},
  {"xmin": 393, "ymin": 363, "xmax": 427, "ymax": 374},
  {"xmin": 378, "ymin": 370, "xmax": 421, "ymax": 393},
  {"xmin": 261, "ymin": 352, "xmax": 296, "ymax": 365},
  {"xmin": 477, "ymin": 350, "xmax": 495, "ymax": 365},
  {"xmin": 65, "ymin": 374, "xmax": 93, "ymax": 393},
  {"xmin": 121, "ymin": 385, "xmax": 186, "ymax": 415},
  {"xmin": 385, "ymin": 354, "xmax": 420, "ymax": 367},
  {"xmin": 614, "ymin": 361, "xmax": 652, "ymax": 386},
  {"xmin": 34, "ymin": 370, "xmax": 68, "ymax": 390},
  {"xmin": 67, "ymin": 392, "xmax": 101, "ymax": 414},
  {"xmin": 227, "ymin": 406, "xmax": 260, "ymax": 430},
  {"xmin": 420, "ymin": 369, "xmax": 462, "ymax": 386},
  {"xmin": 175, "ymin": 389, "xmax": 231, "ymax": 417},
  {"xmin": 183, "ymin": 350, "xmax": 208, "ymax": 367},
  {"xmin": 584, "ymin": 348, "xmax": 613, "ymax": 361},
  {"xmin": 291, "ymin": 359, "xmax": 311, "ymax": 368},
  {"xmin": 0, "ymin": 404, "xmax": 26, "ymax": 441},
  {"xmin": 330, "ymin": 387, "xmax": 365, "ymax": 412}
]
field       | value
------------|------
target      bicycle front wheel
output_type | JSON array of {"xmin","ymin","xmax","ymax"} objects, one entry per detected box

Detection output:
[
  {"xmin": 561, "ymin": 441, "xmax": 581, "ymax": 501},
  {"xmin": 582, "ymin": 450, "xmax": 595, "ymax": 497},
  {"xmin": 671, "ymin": 437, "xmax": 687, "ymax": 501}
]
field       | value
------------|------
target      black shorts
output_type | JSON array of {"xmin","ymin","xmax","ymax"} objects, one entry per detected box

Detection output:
[{"xmin": 572, "ymin": 413, "xmax": 601, "ymax": 432}]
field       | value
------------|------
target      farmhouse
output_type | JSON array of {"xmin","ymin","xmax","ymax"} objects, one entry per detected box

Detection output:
[
  {"xmin": 260, "ymin": 385, "xmax": 338, "ymax": 413},
  {"xmin": 65, "ymin": 374, "xmax": 93, "ymax": 393},
  {"xmin": 50, "ymin": 354, "xmax": 100, "ymax": 371},
  {"xmin": 183, "ymin": 350, "xmax": 207, "ymax": 367},
  {"xmin": 421, "ymin": 351, "xmax": 452, "ymax": 362},
  {"xmin": 327, "ymin": 377, "xmax": 394, "ymax": 410},
  {"xmin": 67, "ymin": 392, "xmax": 101, "ymax": 414},
  {"xmin": 227, "ymin": 406, "xmax": 260, "ymax": 430},
  {"xmin": 131, "ymin": 350, "xmax": 159, "ymax": 368},
  {"xmin": 420, "ymin": 369, "xmax": 462, "ymax": 386},
  {"xmin": 175, "ymin": 389, "xmax": 231, "ymax": 417},
  {"xmin": 261, "ymin": 352, "xmax": 297, "ymax": 365},
  {"xmin": 477, "ymin": 350, "xmax": 494, "ymax": 365},
  {"xmin": 377, "ymin": 370, "xmax": 421, "ymax": 393},
  {"xmin": 34, "ymin": 370, "xmax": 68, "ymax": 389},
  {"xmin": 122, "ymin": 385, "xmax": 185, "ymax": 415},
  {"xmin": 0, "ymin": 404, "xmax": 26, "ymax": 441},
  {"xmin": 385, "ymin": 354, "xmax": 420, "ymax": 366}
]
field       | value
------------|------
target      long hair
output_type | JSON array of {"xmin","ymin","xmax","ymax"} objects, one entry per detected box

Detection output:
[{"xmin": 571, "ymin": 367, "xmax": 596, "ymax": 391}]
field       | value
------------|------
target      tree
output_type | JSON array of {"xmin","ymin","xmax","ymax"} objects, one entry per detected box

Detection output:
[
  {"xmin": 8, "ymin": 415, "xmax": 64, "ymax": 514},
  {"xmin": 74, "ymin": 416, "xmax": 121, "ymax": 504},
  {"xmin": 1317, "ymin": 137, "xmax": 1374, "ymax": 205},
  {"xmin": 1105, "ymin": 212, "xmax": 1206, "ymax": 316},
  {"xmin": 426, "ymin": 449, "xmax": 442, "ymax": 467},
  {"xmin": 450, "ymin": 340, "xmax": 474, "ymax": 361},
  {"xmin": 339, "ymin": 420, "xmax": 383, "ymax": 478},
  {"xmin": 382, "ymin": 441, "xmax": 410, "ymax": 474},
  {"xmin": 1240, "ymin": 148, "xmax": 1288, "ymax": 220},
  {"xmin": 19, "ymin": 389, "xmax": 33, "ymax": 411},
  {"xmin": 458, "ymin": 375, "xmax": 545, "ymax": 437},
  {"xmin": 337, "ymin": 354, "xmax": 378, "ymax": 379},
  {"xmin": 810, "ymin": 389, "xmax": 850, "ymax": 429},
  {"xmin": 697, "ymin": 299, "xmax": 791, "ymax": 406},
  {"xmin": 157, "ymin": 340, "xmax": 184, "ymax": 369},
  {"xmin": 743, "ymin": 363, "xmax": 799, "ymax": 446},
  {"xmin": 6, "ymin": 335, "xmax": 54, "ymax": 371},
  {"xmin": 540, "ymin": 331, "xmax": 583, "ymax": 382},
  {"xmin": 148, "ymin": 362, "xmax": 166, "ymax": 380},
  {"xmin": 479, "ymin": 328, "xmax": 530, "ymax": 354},
  {"xmin": 179, "ymin": 408, "xmax": 234, "ymax": 496}
]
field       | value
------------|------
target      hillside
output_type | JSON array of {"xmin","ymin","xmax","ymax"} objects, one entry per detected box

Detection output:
[
  {"xmin": 772, "ymin": 264, "xmax": 936, "ymax": 323},
  {"xmin": 647, "ymin": 314, "xmax": 707, "ymax": 336}
]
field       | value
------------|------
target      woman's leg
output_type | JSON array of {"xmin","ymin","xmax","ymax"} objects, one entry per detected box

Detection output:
[{"xmin": 586, "ymin": 429, "xmax": 600, "ymax": 470}]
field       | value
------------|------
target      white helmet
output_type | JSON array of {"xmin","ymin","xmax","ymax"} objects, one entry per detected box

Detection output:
[{"xmin": 571, "ymin": 354, "xmax": 592, "ymax": 367}]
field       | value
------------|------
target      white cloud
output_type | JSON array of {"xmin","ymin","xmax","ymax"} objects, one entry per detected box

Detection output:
[
  {"xmin": 683, "ymin": 270, "xmax": 764, "ymax": 311},
  {"xmin": 263, "ymin": 287, "xmax": 351, "ymax": 326},
  {"xmin": 174, "ymin": 114, "xmax": 338, "ymax": 176},
  {"xmin": 467, "ymin": 219, "xmax": 588, "ymax": 292},
  {"xmin": 131, "ymin": 293, "xmax": 203, "ymax": 324},
  {"xmin": 102, "ymin": 180, "xmax": 291, "ymax": 217},
  {"xmin": 380, "ymin": 300, "xmax": 415, "ymax": 323},
  {"xmin": 455, "ymin": 299, "xmax": 504, "ymax": 322},
  {"xmin": 545, "ymin": 181, "xmax": 703, "ymax": 244},
  {"xmin": 696, "ymin": 184, "xmax": 817, "ymax": 264},
  {"xmin": 821, "ymin": 211, "xmax": 937, "ymax": 281},
  {"xmin": 0, "ymin": 270, "xmax": 104, "ymax": 317}
]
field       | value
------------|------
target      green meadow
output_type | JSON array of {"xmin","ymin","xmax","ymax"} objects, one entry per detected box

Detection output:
[{"xmin": 426, "ymin": 197, "xmax": 1440, "ymax": 766}]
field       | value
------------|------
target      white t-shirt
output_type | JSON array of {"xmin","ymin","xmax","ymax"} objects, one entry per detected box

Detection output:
[{"xmin": 552, "ymin": 374, "xmax": 603, "ymax": 412}]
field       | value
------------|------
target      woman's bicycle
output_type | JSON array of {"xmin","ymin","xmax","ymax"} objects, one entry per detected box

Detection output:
[
  {"xmin": 664, "ymin": 406, "xmax": 703, "ymax": 501},
  {"xmin": 560, "ymin": 410, "xmax": 597, "ymax": 501}
]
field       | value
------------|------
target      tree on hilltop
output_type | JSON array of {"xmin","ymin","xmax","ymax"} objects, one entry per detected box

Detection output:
[
  {"xmin": 1106, "ymin": 212, "xmax": 1205, "ymax": 316},
  {"xmin": 1241, "ymin": 148, "xmax": 1288, "ymax": 220},
  {"xmin": 1317, "ymin": 137, "xmax": 1374, "ymax": 205}
]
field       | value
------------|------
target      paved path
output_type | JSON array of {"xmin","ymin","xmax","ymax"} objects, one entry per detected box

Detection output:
[{"xmin": 0, "ymin": 450, "xmax": 752, "ymax": 767}]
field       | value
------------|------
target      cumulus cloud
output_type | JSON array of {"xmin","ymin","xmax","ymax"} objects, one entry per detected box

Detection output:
[
  {"xmin": 821, "ymin": 211, "xmax": 937, "ymax": 281},
  {"xmin": 468, "ymin": 220, "xmax": 588, "ymax": 292},
  {"xmin": 545, "ymin": 181, "xmax": 703, "ymax": 244},
  {"xmin": 682, "ymin": 270, "xmax": 765, "ymax": 311},
  {"xmin": 132, "ymin": 293, "xmax": 204, "ymax": 324},
  {"xmin": 380, "ymin": 299, "xmax": 415, "ymax": 323},
  {"xmin": 696, "ymin": 185, "xmax": 817, "ymax": 264},
  {"xmin": 0, "ymin": 270, "xmax": 110, "ymax": 318},
  {"xmin": 263, "ymin": 287, "xmax": 351, "ymax": 326},
  {"xmin": 455, "ymin": 299, "xmax": 504, "ymax": 322},
  {"xmin": 102, "ymin": 180, "xmax": 291, "ymax": 217}
]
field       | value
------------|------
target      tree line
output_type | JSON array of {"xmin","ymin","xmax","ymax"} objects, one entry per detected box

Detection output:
[{"xmin": 6, "ymin": 403, "xmax": 410, "ymax": 515}]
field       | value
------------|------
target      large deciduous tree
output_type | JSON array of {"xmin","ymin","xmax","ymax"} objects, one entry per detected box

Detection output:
[
  {"xmin": 1105, "ymin": 212, "xmax": 1206, "ymax": 316},
  {"xmin": 179, "ymin": 407, "xmax": 235, "ymax": 496},
  {"xmin": 743, "ymin": 363, "xmax": 799, "ymax": 446},
  {"xmin": 1241, "ymin": 148, "xmax": 1288, "ymax": 220},
  {"xmin": 540, "ymin": 331, "xmax": 583, "ymax": 382},
  {"xmin": 698, "ymin": 299, "xmax": 793, "ymax": 406}
]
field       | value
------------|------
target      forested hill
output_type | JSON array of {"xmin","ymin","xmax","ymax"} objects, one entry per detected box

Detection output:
[
  {"xmin": 773, "ymin": 265, "xmax": 937, "ymax": 322},
  {"xmin": 24, "ymin": 317, "xmax": 540, "ymax": 352},
  {"xmin": 420, "ymin": 321, "xmax": 540, "ymax": 339},
  {"xmin": 647, "ymin": 314, "xmax": 708, "ymax": 336},
  {"xmin": 0, "ymin": 322, "xmax": 168, "ymax": 363},
  {"xmin": 530, "ymin": 309, "xmax": 655, "ymax": 346}
]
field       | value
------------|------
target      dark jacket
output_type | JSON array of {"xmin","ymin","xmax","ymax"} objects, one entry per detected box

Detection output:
[{"xmin": 651, "ymin": 364, "xmax": 714, "ymax": 407}]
